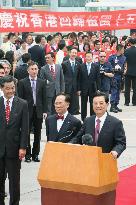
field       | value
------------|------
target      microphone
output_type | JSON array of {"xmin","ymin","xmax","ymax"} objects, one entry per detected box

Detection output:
[{"xmin": 82, "ymin": 134, "xmax": 93, "ymax": 146}]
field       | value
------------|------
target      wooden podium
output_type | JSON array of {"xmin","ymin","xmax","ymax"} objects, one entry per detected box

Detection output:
[{"xmin": 38, "ymin": 142, "xmax": 118, "ymax": 205}]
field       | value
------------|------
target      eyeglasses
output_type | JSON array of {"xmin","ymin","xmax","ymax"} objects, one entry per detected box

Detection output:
[{"xmin": 99, "ymin": 56, "xmax": 106, "ymax": 58}]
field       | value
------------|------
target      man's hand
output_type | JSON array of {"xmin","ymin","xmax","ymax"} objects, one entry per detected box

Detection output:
[
  {"xmin": 43, "ymin": 113, "xmax": 47, "ymax": 119},
  {"xmin": 110, "ymin": 151, "xmax": 118, "ymax": 159},
  {"xmin": 19, "ymin": 149, "xmax": 26, "ymax": 160}
]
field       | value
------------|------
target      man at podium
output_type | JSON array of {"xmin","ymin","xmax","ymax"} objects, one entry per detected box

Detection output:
[
  {"xmin": 71, "ymin": 91, "xmax": 126, "ymax": 158},
  {"xmin": 46, "ymin": 93, "xmax": 82, "ymax": 142}
]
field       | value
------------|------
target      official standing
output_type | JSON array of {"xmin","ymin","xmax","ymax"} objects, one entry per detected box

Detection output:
[
  {"xmin": 46, "ymin": 93, "xmax": 81, "ymax": 142},
  {"xmin": 62, "ymin": 48, "xmax": 81, "ymax": 115},
  {"xmin": 97, "ymin": 51, "xmax": 114, "ymax": 96},
  {"xmin": 124, "ymin": 38, "xmax": 136, "ymax": 106},
  {"xmin": 0, "ymin": 75, "xmax": 29, "ymax": 205},
  {"xmin": 18, "ymin": 61, "xmax": 47, "ymax": 162},
  {"xmin": 71, "ymin": 91, "xmax": 126, "ymax": 158},
  {"xmin": 79, "ymin": 52, "xmax": 100, "ymax": 121},
  {"xmin": 28, "ymin": 35, "xmax": 45, "ymax": 69},
  {"xmin": 40, "ymin": 52, "xmax": 65, "ymax": 115}
]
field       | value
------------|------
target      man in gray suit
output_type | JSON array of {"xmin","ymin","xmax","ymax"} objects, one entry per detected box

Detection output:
[{"xmin": 40, "ymin": 52, "xmax": 65, "ymax": 115}]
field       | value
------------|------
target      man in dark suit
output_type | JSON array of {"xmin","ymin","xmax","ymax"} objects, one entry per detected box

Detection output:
[
  {"xmin": 0, "ymin": 75, "xmax": 29, "ymax": 205},
  {"xmin": 18, "ymin": 61, "xmax": 47, "ymax": 162},
  {"xmin": 62, "ymin": 48, "xmax": 81, "ymax": 115},
  {"xmin": 124, "ymin": 38, "xmax": 136, "ymax": 106},
  {"xmin": 28, "ymin": 35, "xmax": 45, "ymax": 69},
  {"xmin": 14, "ymin": 53, "xmax": 31, "ymax": 81},
  {"xmin": 79, "ymin": 52, "xmax": 100, "ymax": 121},
  {"xmin": 40, "ymin": 52, "xmax": 65, "ymax": 115},
  {"xmin": 46, "ymin": 93, "xmax": 81, "ymax": 142},
  {"xmin": 71, "ymin": 91, "xmax": 126, "ymax": 158}
]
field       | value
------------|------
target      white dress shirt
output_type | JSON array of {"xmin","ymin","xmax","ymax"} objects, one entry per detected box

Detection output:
[
  {"xmin": 95, "ymin": 112, "xmax": 107, "ymax": 133},
  {"xmin": 57, "ymin": 111, "xmax": 68, "ymax": 132},
  {"xmin": 86, "ymin": 62, "xmax": 92, "ymax": 75},
  {"xmin": 3, "ymin": 96, "xmax": 14, "ymax": 111}
]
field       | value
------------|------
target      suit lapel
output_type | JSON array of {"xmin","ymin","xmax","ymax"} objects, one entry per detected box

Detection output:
[
  {"xmin": 8, "ymin": 96, "xmax": 19, "ymax": 124},
  {"xmin": 26, "ymin": 78, "xmax": 33, "ymax": 95},
  {"xmin": 0, "ymin": 97, "xmax": 6, "ymax": 124},
  {"xmin": 98, "ymin": 114, "xmax": 110, "ymax": 142},
  {"xmin": 58, "ymin": 113, "xmax": 71, "ymax": 136}
]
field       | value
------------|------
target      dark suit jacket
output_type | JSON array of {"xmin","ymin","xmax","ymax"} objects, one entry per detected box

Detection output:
[
  {"xmin": 14, "ymin": 63, "xmax": 29, "ymax": 81},
  {"xmin": 0, "ymin": 96, "xmax": 29, "ymax": 158},
  {"xmin": 124, "ymin": 46, "xmax": 136, "ymax": 76},
  {"xmin": 62, "ymin": 60, "xmax": 81, "ymax": 93},
  {"xmin": 28, "ymin": 45, "xmax": 45, "ymax": 68},
  {"xmin": 79, "ymin": 63, "xmax": 100, "ymax": 96},
  {"xmin": 17, "ymin": 77, "xmax": 47, "ymax": 119},
  {"xmin": 71, "ymin": 114, "xmax": 126, "ymax": 157},
  {"xmin": 46, "ymin": 113, "xmax": 82, "ymax": 142}
]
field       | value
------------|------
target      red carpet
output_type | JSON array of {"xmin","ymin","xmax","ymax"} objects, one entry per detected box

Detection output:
[{"xmin": 116, "ymin": 165, "xmax": 136, "ymax": 205}]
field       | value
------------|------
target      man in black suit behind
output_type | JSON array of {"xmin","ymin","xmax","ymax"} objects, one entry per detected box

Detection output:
[
  {"xmin": 71, "ymin": 91, "xmax": 126, "ymax": 158},
  {"xmin": 79, "ymin": 52, "xmax": 100, "ymax": 121},
  {"xmin": 46, "ymin": 93, "xmax": 81, "ymax": 143},
  {"xmin": 18, "ymin": 61, "xmax": 47, "ymax": 162},
  {"xmin": 28, "ymin": 35, "xmax": 45, "ymax": 69},
  {"xmin": 62, "ymin": 48, "xmax": 81, "ymax": 115},
  {"xmin": 0, "ymin": 75, "xmax": 29, "ymax": 205}
]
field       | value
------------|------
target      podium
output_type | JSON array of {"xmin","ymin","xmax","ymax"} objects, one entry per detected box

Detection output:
[{"xmin": 38, "ymin": 142, "xmax": 118, "ymax": 205}]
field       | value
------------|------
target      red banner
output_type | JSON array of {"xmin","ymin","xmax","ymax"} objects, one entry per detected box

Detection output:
[{"xmin": 0, "ymin": 8, "xmax": 136, "ymax": 32}]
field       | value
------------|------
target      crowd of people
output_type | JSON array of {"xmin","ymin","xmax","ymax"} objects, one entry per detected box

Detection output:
[{"xmin": 0, "ymin": 29, "xmax": 136, "ymax": 205}]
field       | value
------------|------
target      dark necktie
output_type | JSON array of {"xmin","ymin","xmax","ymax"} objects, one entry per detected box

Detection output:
[
  {"xmin": 56, "ymin": 114, "xmax": 64, "ymax": 120},
  {"xmin": 71, "ymin": 62, "xmax": 75, "ymax": 73},
  {"xmin": 5, "ymin": 100, "xmax": 10, "ymax": 124},
  {"xmin": 50, "ymin": 65, "xmax": 55, "ymax": 79},
  {"xmin": 31, "ymin": 79, "xmax": 36, "ymax": 105},
  {"xmin": 95, "ymin": 118, "xmax": 101, "ymax": 144}
]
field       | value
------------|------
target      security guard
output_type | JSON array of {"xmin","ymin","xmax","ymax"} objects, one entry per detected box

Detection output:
[
  {"xmin": 108, "ymin": 44, "xmax": 126, "ymax": 113},
  {"xmin": 97, "ymin": 51, "xmax": 114, "ymax": 96}
]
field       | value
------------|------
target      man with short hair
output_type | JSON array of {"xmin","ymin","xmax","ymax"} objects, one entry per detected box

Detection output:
[
  {"xmin": 28, "ymin": 35, "xmax": 45, "ymax": 69},
  {"xmin": 46, "ymin": 93, "xmax": 81, "ymax": 142},
  {"xmin": 40, "ymin": 52, "xmax": 65, "ymax": 115},
  {"xmin": 71, "ymin": 91, "xmax": 126, "ymax": 159},
  {"xmin": 0, "ymin": 75, "xmax": 29, "ymax": 205},
  {"xmin": 1, "ymin": 32, "xmax": 16, "ymax": 53},
  {"xmin": 18, "ymin": 61, "xmax": 47, "ymax": 162},
  {"xmin": 62, "ymin": 48, "xmax": 81, "ymax": 115},
  {"xmin": 79, "ymin": 51, "xmax": 100, "ymax": 121}
]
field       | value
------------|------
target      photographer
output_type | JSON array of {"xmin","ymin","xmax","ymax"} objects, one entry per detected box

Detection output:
[
  {"xmin": 108, "ymin": 44, "xmax": 126, "ymax": 113},
  {"xmin": 97, "ymin": 51, "xmax": 114, "ymax": 96}
]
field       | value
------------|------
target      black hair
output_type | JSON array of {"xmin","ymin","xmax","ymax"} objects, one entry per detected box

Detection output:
[
  {"xmin": 83, "ymin": 43, "xmax": 91, "ymax": 52},
  {"xmin": 28, "ymin": 61, "xmax": 38, "ymax": 68},
  {"xmin": 5, "ymin": 51, "xmax": 14, "ymax": 66},
  {"xmin": 35, "ymin": 35, "xmax": 42, "ymax": 44},
  {"xmin": 94, "ymin": 40, "xmax": 100, "ymax": 46},
  {"xmin": 93, "ymin": 91, "xmax": 109, "ymax": 103},
  {"xmin": 0, "ymin": 49, "xmax": 5, "ymax": 59},
  {"xmin": 7, "ymin": 32, "xmax": 15, "ymax": 40},
  {"xmin": 46, "ymin": 52, "xmax": 55, "ymax": 59},
  {"xmin": 0, "ymin": 64, "xmax": 4, "ymax": 69},
  {"xmin": 22, "ymin": 53, "xmax": 31, "ymax": 63},
  {"xmin": 47, "ymin": 35, "xmax": 53, "ymax": 42},
  {"xmin": 116, "ymin": 44, "xmax": 124, "ymax": 51},
  {"xmin": 0, "ymin": 75, "xmax": 16, "ymax": 87},
  {"xmin": 55, "ymin": 93, "xmax": 71, "ymax": 104}
]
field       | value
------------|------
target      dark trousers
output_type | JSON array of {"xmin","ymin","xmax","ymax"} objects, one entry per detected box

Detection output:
[
  {"xmin": 0, "ymin": 156, "xmax": 21, "ymax": 205},
  {"xmin": 68, "ymin": 89, "xmax": 79, "ymax": 115},
  {"xmin": 81, "ymin": 93, "xmax": 94, "ymax": 121},
  {"xmin": 125, "ymin": 75, "xmax": 136, "ymax": 105},
  {"xmin": 26, "ymin": 106, "xmax": 43, "ymax": 158}
]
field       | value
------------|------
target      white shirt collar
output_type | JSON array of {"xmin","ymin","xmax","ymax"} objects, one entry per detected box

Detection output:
[
  {"xmin": 29, "ymin": 76, "xmax": 37, "ymax": 81},
  {"xmin": 95, "ymin": 112, "xmax": 107, "ymax": 124}
]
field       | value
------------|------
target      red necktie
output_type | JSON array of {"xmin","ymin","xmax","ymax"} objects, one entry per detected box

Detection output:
[
  {"xmin": 95, "ymin": 118, "xmax": 101, "ymax": 144},
  {"xmin": 5, "ymin": 100, "xmax": 10, "ymax": 124},
  {"xmin": 56, "ymin": 114, "xmax": 64, "ymax": 120},
  {"xmin": 50, "ymin": 65, "xmax": 55, "ymax": 79}
]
